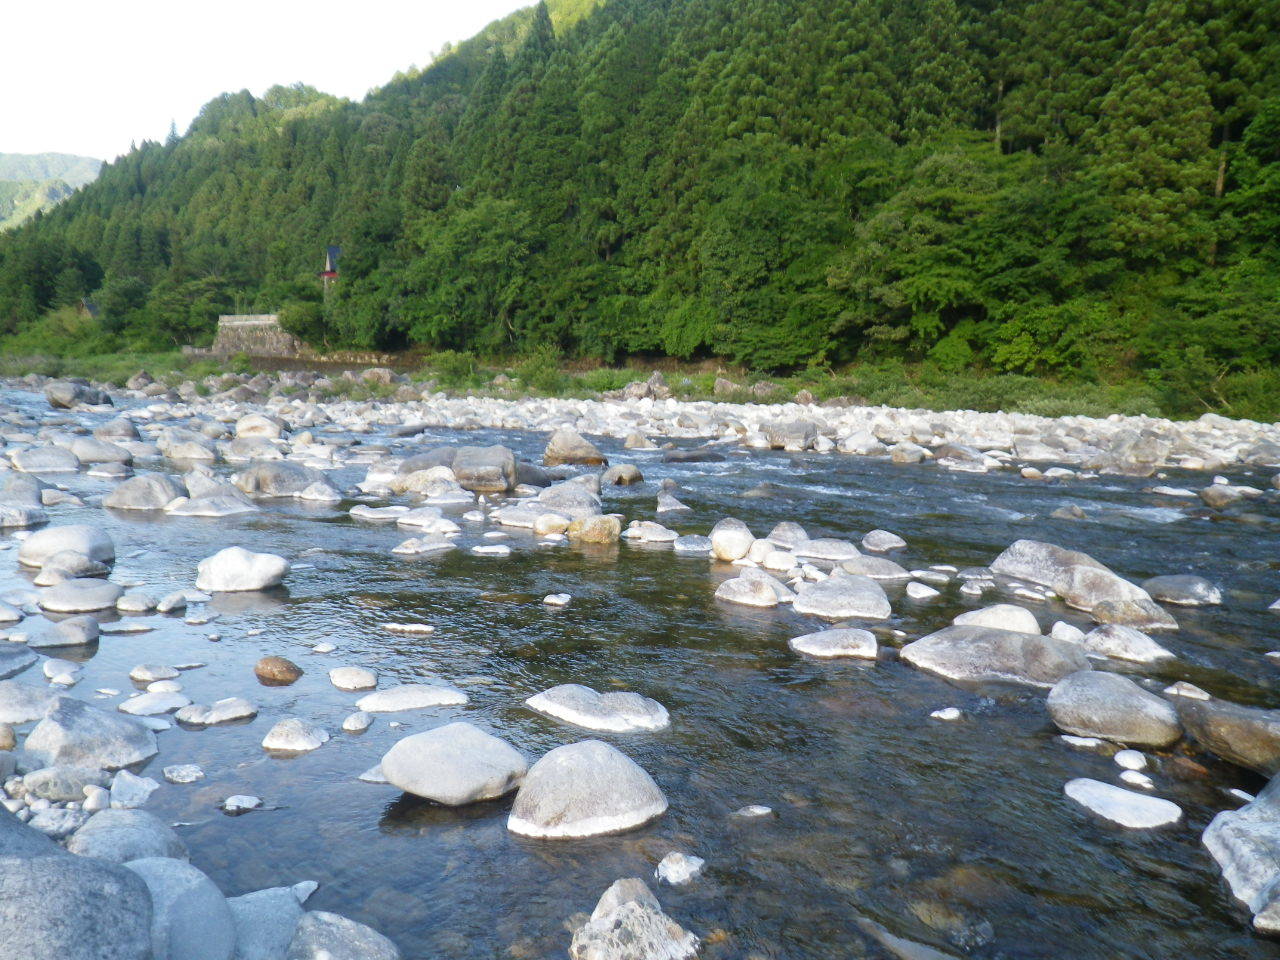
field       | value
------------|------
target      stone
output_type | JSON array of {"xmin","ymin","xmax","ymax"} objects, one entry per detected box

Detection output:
[
  {"xmin": 508, "ymin": 740, "xmax": 667, "ymax": 839},
  {"xmin": 714, "ymin": 570, "xmax": 787, "ymax": 608},
  {"xmin": 231, "ymin": 462, "xmax": 324, "ymax": 498},
  {"xmin": 110, "ymin": 770, "xmax": 161, "ymax": 809},
  {"xmin": 197, "ymin": 547, "xmax": 289, "ymax": 592},
  {"xmin": 0, "ymin": 645, "xmax": 37, "ymax": 680},
  {"xmin": 0, "ymin": 679, "xmax": 57, "ymax": 722},
  {"xmin": 119, "ymin": 691, "xmax": 191, "ymax": 716},
  {"xmin": 788, "ymin": 628, "xmax": 878, "ymax": 659},
  {"xmin": 953, "ymin": 603, "xmax": 1040, "ymax": 634},
  {"xmin": 567, "ymin": 515, "xmax": 622, "ymax": 544},
  {"xmin": 46, "ymin": 379, "xmax": 111, "ymax": 408},
  {"xmin": 1080, "ymin": 624, "xmax": 1174, "ymax": 662},
  {"xmin": 18, "ymin": 524, "xmax": 115, "ymax": 567},
  {"xmin": 990, "ymin": 539, "xmax": 1150, "ymax": 612},
  {"xmin": 526, "ymin": 684, "xmax": 670, "ymax": 732},
  {"xmin": 255, "ymin": 656, "xmax": 303, "ymax": 685},
  {"xmin": 223, "ymin": 795, "xmax": 262, "ymax": 814},
  {"xmin": 34, "ymin": 550, "xmax": 112, "ymax": 586},
  {"xmin": 1140, "ymin": 574, "xmax": 1222, "ymax": 606},
  {"xmin": 0, "ymin": 847, "xmax": 153, "ymax": 960},
  {"xmin": 1046, "ymin": 671, "xmax": 1182, "ymax": 747},
  {"xmin": 104, "ymin": 474, "xmax": 186, "ymax": 511},
  {"xmin": 380, "ymin": 721, "xmax": 526, "ymax": 805},
  {"xmin": 1063, "ymin": 778, "xmax": 1181, "ymax": 828},
  {"xmin": 544, "ymin": 429, "xmax": 607, "ymax": 466},
  {"xmin": 1090, "ymin": 598, "xmax": 1180, "ymax": 631},
  {"xmin": 900, "ymin": 625, "xmax": 1090, "ymax": 687},
  {"xmin": 763, "ymin": 419, "xmax": 817, "ymax": 451},
  {"xmin": 286, "ymin": 911, "xmax": 401, "ymax": 960},
  {"xmin": 1177, "ymin": 697, "xmax": 1280, "ymax": 776},
  {"xmin": 227, "ymin": 886, "xmax": 305, "ymax": 960},
  {"xmin": 342, "ymin": 711, "xmax": 372, "ymax": 732},
  {"xmin": 356, "ymin": 683, "xmax": 468, "ymax": 712},
  {"xmin": 452, "ymin": 445, "xmax": 517, "ymax": 493},
  {"xmin": 25, "ymin": 697, "xmax": 158, "ymax": 769},
  {"xmin": 569, "ymin": 878, "xmax": 697, "ymax": 960},
  {"xmin": 601, "ymin": 464, "xmax": 642, "ymax": 485},
  {"xmin": 164, "ymin": 764, "xmax": 204, "ymax": 784},
  {"xmin": 262, "ymin": 718, "xmax": 329, "ymax": 753},
  {"xmin": 792, "ymin": 573, "xmax": 891, "ymax": 620},
  {"xmin": 175, "ymin": 697, "xmax": 257, "ymax": 726},
  {"xmin": 12, "ymin": 445, "xmax": 82, "ymax": 473},
  {"xmin": 24, "ymin": 764, "xmax": 109, "ymax": 802},
  {"xmin": 68, "ymin": 809, "xmax": 187, "ymax": 862},
  {"xmin": 655, "ymin": 852, "xmax": 705, "ymax": 886},
  {"xmin": 0, "ymin": 503, "xmax": 49, "ymax": 528},
  {"xmin": 125, "ymin": 856, "xmax": 237, "ymax": 960},
  {"xmin": 330, "ymin": 666, "xmax": 376, "ymax": 691},
  {"xmin": 39, "ymin": 578, "xmax": 124, "ymax": 613},
  {"xmin": 1204, "ymin": 773, "xmax": 1280, "ymax": 934},
  {"xmin": 710, "ymin": 518, "xmax": 754, "ymax": 561}
]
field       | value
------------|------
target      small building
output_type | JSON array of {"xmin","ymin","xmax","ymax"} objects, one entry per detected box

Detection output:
[{"xmin": 211, "ymin": 315, "xmax": 308, "ymax": 358}]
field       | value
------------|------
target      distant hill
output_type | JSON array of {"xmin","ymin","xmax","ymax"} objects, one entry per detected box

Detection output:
[{"xmin": 0, "ymin": 153, "xmax": 102, "ymax": 230}]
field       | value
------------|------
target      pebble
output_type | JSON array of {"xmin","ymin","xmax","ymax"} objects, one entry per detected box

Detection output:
[
  {"xmin": 1114, "ymin": 749, "xmax": 1147, "ymax": 771},
  {"xmin": 930, "ymin": 707, "xmax": 962, "ymax": 721},
  {"xmin": 163, "ymin": 764, "xmax": 205, "ymax": 784},
  {"xmin": 543, "ymin": 593, "xmax": 571, "ymax": 607},
  {"xmin": 731, "ymin": 805, "xmax": 773, "ymax": 818},
  {"xmin": 223, "ymin": 795, "xmax": 262, "ymax": 814},
  {"xmin": 655, "ymin": 851, "xmax": 705, "ymax": 885},
  {"xmin": 1063, "ymin": 778, "xmax": 1182, "ymax": 828}
]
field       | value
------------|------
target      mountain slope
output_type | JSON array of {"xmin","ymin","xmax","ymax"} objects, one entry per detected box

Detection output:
[
  {"xmin": 0, "ymin": 0, "xmax": 1277, "ymax": 416},
  {"xmin": 0, "ymin": 153, "xmax": 101, "ymax": 230}
]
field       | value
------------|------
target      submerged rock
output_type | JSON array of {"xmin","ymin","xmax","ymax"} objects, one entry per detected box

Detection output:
[
  {"xmin": 286, "ymin": 911, "xmax": 401, "ymax": 960},
  {"xmin": 508, "ymin": 740, "xmax": 667, "ymax": 839},
  {"xmin": 900, "ymin": 625, "xmax": 1089, "ymax": 687}
]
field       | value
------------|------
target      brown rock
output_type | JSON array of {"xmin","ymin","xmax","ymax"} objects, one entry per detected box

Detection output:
[
  {"xmin": 566, "ymin": 515, "xmax": 621, "ymax": 544},
  {"xmin": 0, "ymin": 722, "xmax": 14, "ymax": 750},
  {"xmin": 254, "ymin": 656, "xmax": 302, "ymax": 686}
]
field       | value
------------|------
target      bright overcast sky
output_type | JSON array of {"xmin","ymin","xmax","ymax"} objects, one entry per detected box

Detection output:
[{"xmin": 2, "ymin": 0, "xmax": 531, "ymax": 161}]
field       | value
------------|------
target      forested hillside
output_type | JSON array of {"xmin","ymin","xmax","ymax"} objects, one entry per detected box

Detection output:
[
  {"xmin": 0, "ymin": 153, "xmax": 101, "ymax": 231},
  {"xmin": 1, "ymin": 0, "xmax": 1278, "ymax": 413}
]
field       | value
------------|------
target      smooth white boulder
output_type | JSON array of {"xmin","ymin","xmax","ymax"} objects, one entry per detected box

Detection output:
[
  {"xmin": 954, "ymin": 604, "xmax": 1040, "ymax": 634},
  {"xmin": 261, "ymin": 718, "xmax": 329, "ymax": 753},
  {"xmin": 526, "ymin": 684, "xmax": 670, "ymax": 732},
  {"xmin": 18, "ymin": 525, "xmax": 115, "ymax": 567},
  {"xmin": 356, "ymin": 683, "xmax": 468, "ymax": 713},
  {"xmin": 508, "ymin": 740, "xmax": 667, "ymax": 839},
  {"xmin": 196, "ymin": 547, "xmax": 289, "ymax": 592},
  {"xmin": 1063, "ymin": 778, "xmax": 1182, "ymax": 828},
  {"xmin": 380, "ymin": 721, "xmax": 526, "ymax": 805},
  {"xmin": 788, "ymin": 628, "xmax": 877, "ymax": 659}
]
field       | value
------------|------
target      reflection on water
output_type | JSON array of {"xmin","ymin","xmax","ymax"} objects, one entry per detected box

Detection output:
[{"xmin": 3, "ymin": 387, "xmax": 1280, "ymax": 959}]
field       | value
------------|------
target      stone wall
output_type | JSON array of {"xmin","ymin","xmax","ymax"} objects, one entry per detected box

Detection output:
[{"xmin": 210, "ymin": 316, "xmax": 311, "ymax": 358}]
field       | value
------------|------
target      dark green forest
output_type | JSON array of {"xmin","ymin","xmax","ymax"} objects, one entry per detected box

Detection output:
[{"xmin": 2, "ymin": 0, "xmax": 1279, "ymax": 414}]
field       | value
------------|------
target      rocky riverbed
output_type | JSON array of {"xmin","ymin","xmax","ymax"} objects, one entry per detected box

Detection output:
[{"xmin": 1, "ymin": 367, "xmax": 1280, "ymax": 959}]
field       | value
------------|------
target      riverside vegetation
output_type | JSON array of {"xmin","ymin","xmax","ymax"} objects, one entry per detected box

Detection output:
[{"xmin": 1, "ymin": 0, "xmax": 1279, "ymax": 418}]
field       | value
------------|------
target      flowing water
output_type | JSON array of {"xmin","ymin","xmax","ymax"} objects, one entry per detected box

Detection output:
[{"xmin": 6, "ymin": 386, "xmax": 1280, "ymax": 960}]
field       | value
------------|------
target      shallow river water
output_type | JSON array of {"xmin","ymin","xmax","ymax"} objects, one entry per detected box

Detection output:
[{"xmin": 7, "ymin": 386, "xmax": 1280, "ymax": 960}]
